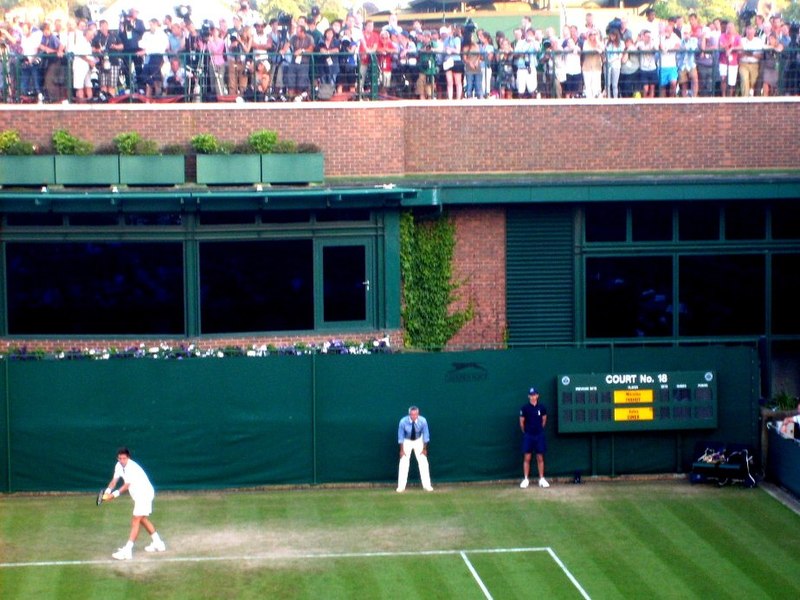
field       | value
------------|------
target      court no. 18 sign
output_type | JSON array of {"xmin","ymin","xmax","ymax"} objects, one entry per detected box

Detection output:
[{"xmin": 556, "ymin": 371, "xmax": 717, "ymax": 433}]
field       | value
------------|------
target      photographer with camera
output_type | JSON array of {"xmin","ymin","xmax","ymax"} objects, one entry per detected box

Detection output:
[
  {"xmin": 93, "ymin": 19, "xmax": 123, "ymax": 98},
  {"xmin": 19, "ymin": 21, "xmax": 43, "ymax": 99},
  {"xmin": 139, "ymin": 18, "xmax": 168, "ymax": 97},
  {"xmin": 118, "ymin": 8, "xmax": 145, "ymax": 92},
  {"xmin": 285, "ymin": 23, "xmax": 314, "ymax": 100},
  {"xmin": 39, "ymin": 21, "xmax": 65, "ymax": 102}
]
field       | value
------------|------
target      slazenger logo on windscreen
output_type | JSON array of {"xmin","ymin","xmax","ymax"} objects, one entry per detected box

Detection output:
[{"xmin": 445, "ymin": 362, "xmax": 488, "ymax": 383}]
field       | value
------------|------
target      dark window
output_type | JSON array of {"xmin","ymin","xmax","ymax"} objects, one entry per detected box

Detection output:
[
  {"xmin": 323, "ymin": 245, "xmax": 366, "ymax": 322},
  {"xmin": 68, "ymin": 213, "xmax": 119, "ymax": 226},
  {"xmin": 316, "ymin": 209, "xmax": 372, "ymax": 222},
  {"xmin": 586, "ymin": 256, "xmax": 673, "ymax": 338},
  {"xmin": 772, "ymin": 202, "xmax": 800, "ymax": 240},
  {"xmin": 632, "ymin": 204, "xmax": 673, "ymax": 242},
  {"xmin": 199, "ymin": 211, "xmax": 258, "ymax": 225},
  {"xmin": 678, "ymin": 204, "xmax": 720, "ymax": 241},
  {"xmin": 6, "ymin": 242, "xmax": 184, "ymax": 335},
  {"xmin": 261, "ymin": 210, "xmax": 312, "ymax": 224},
  {"xmin": 585, "ymin": 205, "xmax": 626, "ymax": 242},
  {"xmin": 725, "ymin": 204, "xmax": 765, "ymax": 240},
  {"xmin": 5, "ymin": 213, "xmax": 63, "ymax": 227},
  {"xmin": 200, "ymin": 240, "xmax": 313, "ymax": 333},
  {"xmin": 679, "ymin": 254, "xmax": 765, "ymax": 336},
  {"xmin": 773, "ymin": 254, "xmax": 800, "ymax": 334},
  {"xmin": 123, "ymin": 213, "xmax": 183, "ymax": 226}
]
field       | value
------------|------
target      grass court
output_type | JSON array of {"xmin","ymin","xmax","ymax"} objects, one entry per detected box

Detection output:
[{"xmin": 1, "ymin": 479, "xmax": 799, "ymax": 599}]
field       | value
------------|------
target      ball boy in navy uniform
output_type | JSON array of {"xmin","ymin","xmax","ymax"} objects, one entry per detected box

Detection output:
[{"xmin": 519, "ymin": 387, "xmax": 549, "ymax": 489}]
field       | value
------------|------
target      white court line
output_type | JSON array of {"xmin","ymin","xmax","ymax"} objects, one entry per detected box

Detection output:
[
  {"xmin": 546, "ymin": 547, "xmax": 592, "ymax": 600},
  {"xmin": 460, "ymin": 551, "xmax": 493, "ymax": 600},
  {"xmin": 1, "ymin": 545, "xmax": 592, "ymax": 598},
  {"xmin": 0, "ymin": 546, "xmax": 547, "ymax": 568}
]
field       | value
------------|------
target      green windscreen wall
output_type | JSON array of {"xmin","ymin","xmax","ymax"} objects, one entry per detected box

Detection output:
[{"xmin": 0, "ymin": 345, "xmax": 759, "ymax": 492}]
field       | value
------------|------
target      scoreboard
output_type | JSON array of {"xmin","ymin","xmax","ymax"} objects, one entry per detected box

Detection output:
[{"xmin": 557, "ymin": 371, "xmax": 717, "ymax": 433}]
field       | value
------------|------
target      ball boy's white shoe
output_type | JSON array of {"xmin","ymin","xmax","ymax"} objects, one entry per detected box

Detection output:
[
  {"xmin": 112, "ymin": 547, "xmax": 132, "ymax": 560},
  {"xmin": 538, "ymin": 478, "xmax": 550, "ymax": 488},
  {"xmin": 520, "ymin": 478, "xmax": 530, "ymax": 489},
  {"xmin": 145, "ymin": 540, "xmax": 166, "ymax": 552}
]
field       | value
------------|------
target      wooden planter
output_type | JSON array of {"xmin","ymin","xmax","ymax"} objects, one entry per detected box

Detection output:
[
  {"xmin": 261, "ymin": 153, "xmax": 324, "ymax": 184},
  {"xmin": 195, "ymin": 154, "xmax": 261, "ymax": 185},
  {"xmin": 0, "ymin": 155, "xmax": 56, "ymax": 186},
  {"xmin": 120, "ymin": 155, "xmax": 186, "ymax": 185},
  {"xmin": 55, "ymin": 155, "xmax": 120, "ymax": 185}
]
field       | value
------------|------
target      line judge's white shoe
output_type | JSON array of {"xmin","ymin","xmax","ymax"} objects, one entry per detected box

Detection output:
[
  {"xmin": 145, "ymin": 540, "xmax": 166, "ymax": 552},
  {"xmin": 520, "ymin": 478, "xmax": 529, "ymax": 489},
  {"xmin": 423, "ymin": 486, "xmax": 434, "ymax": 492},
  {"xmin": 538, "ymin": 477, "xmax": 550, "ymax": 488},
  {"xmin": 112, "ymin": 547, "xmax": 132, "ymax": 560}
]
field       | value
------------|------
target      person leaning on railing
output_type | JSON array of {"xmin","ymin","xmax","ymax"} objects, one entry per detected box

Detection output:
[
  {"xmin": 739, "ymin": 24, "xmax": 763, "ymax": 96},
  {"xmin": 604, "ymin": 25, "xmax": 625, "ymax": 98},
  {"xmin": 719, "ymin": 20, "xmax": 742, "ymax": 97},
  {"xmin": 677, "ymin": 27, "xmax": 699, "ymax": 98},
  {"xmin": 760, "ymin": 32, "xmax": 783, "ymax": 97}
]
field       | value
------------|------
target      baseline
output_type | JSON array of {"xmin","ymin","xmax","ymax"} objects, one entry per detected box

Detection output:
[{"xmin": 1, "ymin": 543, "xmax": 591, "ymax": 599}]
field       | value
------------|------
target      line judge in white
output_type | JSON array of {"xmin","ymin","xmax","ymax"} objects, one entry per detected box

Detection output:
[
  {"xmin": 104, "ymin": 447, "xmax": 166, "ymax": 560},
  {"xmin": 396, "ymin": 406, "xmax": 433, "ymax": 492}
]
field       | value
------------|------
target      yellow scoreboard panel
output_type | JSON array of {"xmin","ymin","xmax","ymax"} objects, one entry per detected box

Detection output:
[{"xmin": 557, "ymin": 371, "xmax": 717, "ymax": 433}]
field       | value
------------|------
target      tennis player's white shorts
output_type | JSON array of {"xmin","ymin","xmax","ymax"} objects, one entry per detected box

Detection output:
[{"xmin": 132, "ymin": 492, "xmax": 154, "ymax": 517}]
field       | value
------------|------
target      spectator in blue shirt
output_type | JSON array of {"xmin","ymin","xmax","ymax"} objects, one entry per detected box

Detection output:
[{"xmin": 396, "ymin": 405, "xmax": 433, "ymax": 492}]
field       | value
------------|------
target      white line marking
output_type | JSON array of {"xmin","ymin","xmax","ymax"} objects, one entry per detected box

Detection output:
[
  {"xmin": 0, "ymin": 546, "xmax": 548, "ymax": 568},
  {"xmin": 546, "ymin": 547, "xmax": 592, "ymax": 600},
  {"xmin": 0, "ymin": 543, "xmax": 592, "ymax": 599},
  {"xmin": 460, "ymin": 551, "xmax": 493, "ymax": 600}
]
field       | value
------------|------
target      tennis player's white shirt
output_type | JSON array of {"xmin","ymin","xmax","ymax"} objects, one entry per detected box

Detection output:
[{"xmin": 115, "ymin": 458, "xmax": 155, "ymax": 516}]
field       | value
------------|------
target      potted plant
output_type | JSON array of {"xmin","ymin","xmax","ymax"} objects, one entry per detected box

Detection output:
[
  {"xmin": 52, "ymin": 129, "xmax": 120, "ymax": 185},
  {"xmin": 260, "ymin": 138, "xmax": 324, "ymax": 185},
  {"xmin": 115, "ymin": 132, "xmax": 186, "ymax": 185},
  {"xmin": 0, "ymin": 129, "xmax": 55, "ymax": 186},
  {"xmin": 191, "ymin": 133, "xmax": 260, "ymax": 185}
]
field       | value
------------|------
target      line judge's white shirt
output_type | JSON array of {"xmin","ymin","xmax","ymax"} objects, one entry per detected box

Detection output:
[{"xmin": 114, "ymin": 458, "xmax": 155, "ymax": 499}]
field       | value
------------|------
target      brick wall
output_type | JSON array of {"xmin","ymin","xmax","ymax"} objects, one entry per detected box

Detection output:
[
  {"xmin": 448, "ymin": 207, "xmax": 506, "ymax": 349},
  {"xmin": 1, "ymin": 98, "xmax": 798, "ymax": 176},
  {"xmin": 1, "ymin": 99, "xmax": 796, "ymax": 352}
]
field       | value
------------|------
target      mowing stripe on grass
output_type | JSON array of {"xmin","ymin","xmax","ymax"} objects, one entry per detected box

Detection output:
[{"xmin": 459, "ymin": 551, "xmax": 493, "ymax": 600}]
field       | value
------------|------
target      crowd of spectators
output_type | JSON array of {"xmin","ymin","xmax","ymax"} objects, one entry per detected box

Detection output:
[{"xmin": 1, "ymin": 3, "xmax": 799, "ymax": 103}]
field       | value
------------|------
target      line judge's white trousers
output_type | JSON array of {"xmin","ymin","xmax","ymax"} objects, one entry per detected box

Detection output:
[{"xmin": 397, "ymin": 437, "xmax": 431, "ymax": 491}]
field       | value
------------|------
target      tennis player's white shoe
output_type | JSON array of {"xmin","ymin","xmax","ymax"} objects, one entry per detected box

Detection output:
[
  {"xmin": 112, "ymin": 547, "xmax": 132, "ymax": 560},
  {"xmin": 520, "ymin": 478, "xmax": 529, "ymax": 489},
  {"xmin": 145, "ymin": 540, "xmax": 166, "ymax": 552},
  {"xmin": 538, "ymin": 477, "xmax": 550, "ymax": 488}
]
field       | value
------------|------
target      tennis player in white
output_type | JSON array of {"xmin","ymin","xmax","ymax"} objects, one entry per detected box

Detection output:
[{"xmin": 104, "ymin": 447, "xmax": 166, "ymax": 560}]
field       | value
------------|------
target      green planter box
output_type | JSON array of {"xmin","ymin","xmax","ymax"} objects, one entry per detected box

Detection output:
[
  {"xmin": 0, "ymin": 155, "xmax": 56, "ymax": 186},
  {"xmin": 261, "ymin": 154, "xmax": 324, "ymax": 184},
  {"xmin": 55, "ymin": 155, "xmax": 120, "ymax": 185},
  {"xmin": 196, "ymin": 154, "xmax": 261, "ymax": 185},
  {"xmin": 120, "ymin": 155, "xmax": 185, "ymax": 185}
]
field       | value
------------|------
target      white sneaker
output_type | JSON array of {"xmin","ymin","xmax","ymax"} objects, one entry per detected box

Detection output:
[
  {"xmin": 396, "ymin": 487, "xmax": 405, "ymax": 493},
  {"xmin": 539, "ymin": 478, "xmax": 550, "ymax": 488},
  {"xmin": 423, "ymin": 486, "xmax": 434, "ymax": 492},
  {"xmin": 520, "ymin": 478, "xmax": 529, "ymax": 489},
  {"xmin": 145, "ymin": 540, "xmax": 166, "ymax": 552},
  {"xmin": 112, "ymin": 547, "xmax": 132, "ymax": 560}
]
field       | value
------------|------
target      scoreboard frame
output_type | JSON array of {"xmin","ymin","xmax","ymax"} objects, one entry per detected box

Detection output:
[{"xmin": 557, "ymin": 370, "xmax": 717, "ymax": 433}]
